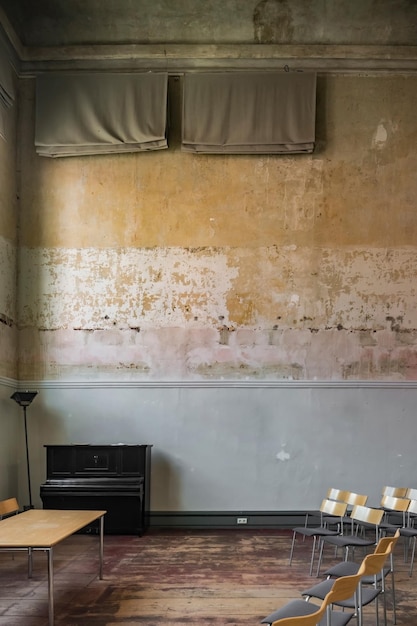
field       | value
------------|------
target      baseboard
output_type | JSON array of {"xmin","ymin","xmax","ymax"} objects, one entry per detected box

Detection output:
[{"xmin": 149, "ymin": 511, "xmax": 313, "ymax": 530}]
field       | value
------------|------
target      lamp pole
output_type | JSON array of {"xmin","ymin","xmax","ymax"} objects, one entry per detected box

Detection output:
[
  {"xmin": 10, "ymin": 390, "xmax": 38, "ymax": 510},
  {"xmin": 22, "ymin": 404, "xmax": 33, "ymax": 509}
]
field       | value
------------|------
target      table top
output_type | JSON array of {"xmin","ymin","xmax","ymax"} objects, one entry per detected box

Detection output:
[{"xmin": 0, "ymin": 509, "xmax": 106, "ymax": 548}]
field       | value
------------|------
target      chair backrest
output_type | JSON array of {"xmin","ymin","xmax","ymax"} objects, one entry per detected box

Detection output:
[
  {"xmin": 373, "ymin": 528, "xmax": 400, "ymax": 555},
  {"xmin": 320, "ymin": 498, "xmax": 348, "ymax": 518},
  {"xmin": 0, "ymin": 497, "xmax": 19, "ymax": 519},
  {"xmin": 406, "ymin": 488, "xmax": 417, "ymax": 500},
  {"xmin": 382, "ymin": 486, "xmax": 408, "ymax": 498},
  {"xmin": 271, "ymin": 598, "xmax": 328, "ymax": 626},
  {"xmin": 344, "ymin": 491, "xmax": 368, "ymax": 507},
  {"xmin": 357, "ymin": 550, "xmax": 389, "ymax": 578},
  {"xmin": 325, "ymin": 570, "xmax": 362, "ymax": 605},
  {"xmin": 350, "ymin": 504, "xmax": 384, "ymax": 526},
  {"xmin": 327, "ymin": 488, "xmax": 350, "ymax": 502},
  {"xmin": 380, "ymin": 495, "xmax": 410, "ymax": 513},
  {"xmin": 407, "ymin": 499, "xmax": 417, "ymax": 520}
]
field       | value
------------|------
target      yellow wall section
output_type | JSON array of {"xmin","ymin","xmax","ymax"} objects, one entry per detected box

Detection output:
[{"xmin": 15, "ymin": 75, "xmax": 417, "ymax": 381}]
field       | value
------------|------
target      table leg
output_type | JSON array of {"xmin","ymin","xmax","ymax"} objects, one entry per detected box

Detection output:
[
  {"xmin": 47, "ymin": 547, "xmax": 54, "ymax": 626},
  {"xmin": 28, "ymin": 547, "xmax": 33, "ymax": 578},
  {"xmin": 99, "ymin": 515, "xmax": 104, "ymax": 579}
]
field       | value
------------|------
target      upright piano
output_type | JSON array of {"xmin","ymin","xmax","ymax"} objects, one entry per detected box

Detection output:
[{"xmin": 40, "ymin": 444, "xmax": 152, "ymax": 535}]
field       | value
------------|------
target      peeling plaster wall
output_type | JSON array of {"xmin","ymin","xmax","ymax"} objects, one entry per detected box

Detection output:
[
  {"xmin": 10, "ymin": 64, "xmax": 417, "ymax": 513},
  {"xmin": 17, "ymin": 75, "xmax": 417, "ymax": 382},
  {"xmin": 0, "ymin": 60, "xmax": 17, "ymax": 379},
  {"xmin": 0, "ymin": 59, "xmax": 19, "ymax": 502}
]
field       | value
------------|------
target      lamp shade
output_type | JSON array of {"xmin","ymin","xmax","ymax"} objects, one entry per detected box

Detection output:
[{"xmin": 11, "ymin": 391, "xmax": 38, "ymax": 407}]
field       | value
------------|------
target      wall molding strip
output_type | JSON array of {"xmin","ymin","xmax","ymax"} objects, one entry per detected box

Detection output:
[{"xmin": 2, "ymin": 376, "xmax": 417, "ymax": 390}]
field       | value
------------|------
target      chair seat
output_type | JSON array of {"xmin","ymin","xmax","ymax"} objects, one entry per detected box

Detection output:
[
  {"xmin": 292, "ymin": 526, "xmax": 340, "ymax": 538},
  {"xmin": 323, "ymin": 561, "xmax": 391, "ymax": 584},
  {"xmin": 319, "ymin": 533, "xmax": 375, "ymax": 548},
  {"xmin": 400, "ymin": 527, "xmax": 417, "ymax": 538},
  {"xmin": 261, "ymin": 599, "xmax": 354, "ymax": 626},
  {"xmin": 261, "ymin": 599, "xmax": 320, "ymax": 622},
  {"xmin": 301, "ymin": 577, "xmax": 380, "ymax": 608}
]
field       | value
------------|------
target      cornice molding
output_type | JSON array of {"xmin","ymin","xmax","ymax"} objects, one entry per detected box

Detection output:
[
  {"xmin": 2, "ymin": 376, "xmax": 417, "ymax": 390},
  {"xmin": 3, "ymin": 40, "xmax": 417, "ymax": 75}
]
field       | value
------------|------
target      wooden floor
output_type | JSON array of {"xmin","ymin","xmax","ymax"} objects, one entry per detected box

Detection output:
[{"xmin": 0, "ymin": 528, "xmax": 416, "ymax": 625}]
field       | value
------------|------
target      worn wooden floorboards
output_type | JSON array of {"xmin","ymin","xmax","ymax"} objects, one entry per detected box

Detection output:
[{"xmin": 0, "ymin": 529, "xmax": 416, "ymax": 625}]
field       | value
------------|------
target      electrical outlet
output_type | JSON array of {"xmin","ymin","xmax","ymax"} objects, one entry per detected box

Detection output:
[{"xmin": 237, "ymin": 517, "xmax": 248, "ymax": 524}]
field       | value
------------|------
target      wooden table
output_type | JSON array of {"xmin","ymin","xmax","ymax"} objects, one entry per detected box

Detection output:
[{"xmin": 0, "ymin": 508, "xmax": 106, "ymax": 625}]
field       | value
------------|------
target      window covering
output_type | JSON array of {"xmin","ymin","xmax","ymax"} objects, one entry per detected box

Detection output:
[
  {"xmin": 0, "ymin": 38, "xmax": 15, "ymax": 109},
  {"xmin": 35, "ymin": 72, "xmax": 168, "ymax": 157},
  {"xmin": 0, "ymin": 37, "xmax": 15, "ymax": 140},
  {"xmin": 182, "ymin": 71, "xmax": 317, "ymax": 154}
]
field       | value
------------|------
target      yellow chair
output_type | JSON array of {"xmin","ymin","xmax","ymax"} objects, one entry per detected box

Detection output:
[
  {"xmin": 380, "ymin": 494, "xmax": 410, "ymax": 528},
  {"xmin": 302, "ymin": 549, "xmax": 391, "ymax": 626},
  {"xmin": 0, "ymin": 497, "xmax": 20, "ymax": 519},
  {"xmin": 400, "ymin": 498, "xmax": 417, "ymax": 576},
  {"xmin": 262, "ymin": 572, "xmax": 358, "ymax": 625},
  {"xmin": 315, "ymin": 504, "xmax": 385, "ymax": 576},
  {"xmin": 382, "ymin": 486, "xmax": 408, "ymax": 498},
  {"xmin": 290, "ymin": 499, "xmax": 347, "ymax": 575},
  {"xmin": 322, "ymin": 529, "xmax": 400, "ymax": 624}
]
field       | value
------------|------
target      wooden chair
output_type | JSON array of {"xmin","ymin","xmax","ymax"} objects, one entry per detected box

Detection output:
[
  {"xmin": 262, "ymin": 572, "xmax": 358, "ymax": 626},
  {"xmin": 315, "ymin": 505, "xmax": 385, "ymax": 576},
  {"xmin": 304, "ymin": 488, "xmax": 350, "ymax": 529},
  {"xmin": 321, "ymin": 529, "xmax": 400, "ymax": 625},
  {"xmin": 0, "ymin": 497, "xmax": 20, "ymax": 519},
  {"xmin": 380, "ymin": 494, "xmax": 410, "ymax": 529},
  {"xmin": 302, "ymin": 550, "xmax": 390, "ymax": 626},
  {"xmin": 399, "ymin": 499, "xmax": 417, "ymax": 576},
  {"xmin": 290, "ymin": 499, "xmax": 348, "ymax": 576},
  {"xmin": 382, "ymin": 486, "xmax": 408, "ymax": 498},
  {"xmin": 0, "ymin": 497, "xmax": 32, "ymax": 574},
  {"xmin": 322, "ymin": 491, "xmax": 368, "ymax": 529}
]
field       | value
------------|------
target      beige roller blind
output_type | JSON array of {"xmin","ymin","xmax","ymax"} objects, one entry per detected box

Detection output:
[
  {"xmin": 35, "ymin": 72, "xmax": 168, "ymax": 157},
  {"xmin": 0, "ymin": 37, "xmax": 16, "ymax": 140},
  {"xmin": 182, "ymin": 71, "xmax": 316, "ymax": 154}
]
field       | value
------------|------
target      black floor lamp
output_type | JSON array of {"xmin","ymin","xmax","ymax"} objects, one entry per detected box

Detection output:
[{"xmin": 10, "ymin": 390, "xmax": 38, "ymax": 510}]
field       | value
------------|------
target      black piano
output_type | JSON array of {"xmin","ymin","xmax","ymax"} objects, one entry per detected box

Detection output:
[{"xmin": 40, "ymin": 444, "xmax": 152, "ymax": 535}]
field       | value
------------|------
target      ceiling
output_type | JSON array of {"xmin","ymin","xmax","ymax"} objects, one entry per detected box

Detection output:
[
  {"xmin": 1, "ymin": 1, "xmax": 417, "ymax": 76},
  {"xmin": 1, "ymin": 0, "xmax": 417, "ymax": 49}
]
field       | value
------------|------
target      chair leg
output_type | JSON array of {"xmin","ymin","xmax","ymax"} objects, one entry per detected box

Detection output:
[
  {"xmin": 309, "ymin": 536, "xmax": 317, "ymax": 576},
  {"xmin": 289, "ymin": 530, "xmax": 297, "ymax": 565},
  {"xmin": 409, "ymin": 536, "xmax": 416, "ymax": 577}
]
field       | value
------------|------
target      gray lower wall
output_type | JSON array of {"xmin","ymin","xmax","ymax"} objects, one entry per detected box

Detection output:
[{"xmin": 2, "ymin": 380, "xmax": 415, "ymax": 516}]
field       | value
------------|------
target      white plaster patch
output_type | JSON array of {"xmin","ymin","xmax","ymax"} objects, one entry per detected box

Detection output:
[
  {"xmin": 372, "ymin": 122, "xmax": 388, "ymax": 149},
  {"xmin": 276, "ymin": 449, "xmax": 290, "ymax": 462},
  {"xmin": 0, "ymin": 235, "xmax": 16, "ymax": 317},
  {"xmin": 18, "ymin": 247, "xmax": 239, "ymax": 329}
]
